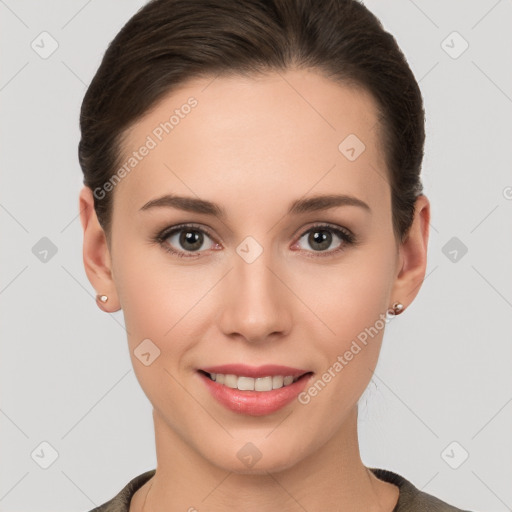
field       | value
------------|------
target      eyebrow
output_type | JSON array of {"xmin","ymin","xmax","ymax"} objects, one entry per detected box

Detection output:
[{"xmin": 139, "ymin": 193, "xmax": 371, "ymax": 217}]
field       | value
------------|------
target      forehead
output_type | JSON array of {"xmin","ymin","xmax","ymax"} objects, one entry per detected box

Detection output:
[{"xmin": 114, "ymin": 69, "xmax": 388, "ymax": 215}]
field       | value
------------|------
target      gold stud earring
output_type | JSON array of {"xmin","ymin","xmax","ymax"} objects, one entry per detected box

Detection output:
[{"xmin": 392, "ymin": 302, "xmax": 404, "ymax": 315}]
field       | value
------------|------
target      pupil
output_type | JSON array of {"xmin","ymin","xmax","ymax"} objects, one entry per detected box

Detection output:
[
  {"xmin": 310, "ymin": 230, "xmax": 331, "ymax": 251},
  {"xmin": 181, "ymin": 230, "xmax": 202, "ymax": 251}
]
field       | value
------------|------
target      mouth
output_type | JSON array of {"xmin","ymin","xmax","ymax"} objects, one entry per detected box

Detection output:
[
  {"xmin": 198, "ymin": 369, "xmax": 313, "ymax": 392},
  {"xmin": 196, "ymin": 365, "xmax": 315, "ymax": 416}
]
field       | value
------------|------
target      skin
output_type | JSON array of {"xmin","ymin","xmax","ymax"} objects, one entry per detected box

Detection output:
[{"xmin": 79, "ymin": 68, "xmax": 430, "ymax": 512}]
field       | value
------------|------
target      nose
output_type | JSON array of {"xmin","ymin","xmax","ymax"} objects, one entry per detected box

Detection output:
[{"xmin": 218, "ymin": 244, "xmax": 292, "ymax": 344}]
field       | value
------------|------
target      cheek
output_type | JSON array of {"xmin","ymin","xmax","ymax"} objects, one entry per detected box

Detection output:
[
  {"xmin": 296, "ymin": 257, "xmax": 395, "ymax": 425},
  {"xmin": 112, "ymin": 244, "xmax": 213, "ymax": 366},
  {"xmin": 113, "ymin": 257, "xmax": 196, "ymax": 410},
  {"xmin": 307, "ymin": 250, "xmax": 395, "ymax": 339},
  {"xmin": 301, "ymin": 243, "xmax": 396, "ymax": 400},
  {"xmin": 113, "ymin": 238, "xmax": 176, "ymax": 328}
]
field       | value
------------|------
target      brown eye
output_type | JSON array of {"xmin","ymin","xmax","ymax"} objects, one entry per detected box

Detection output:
[
  {"xmin": 172, "ymin": 229, "xmax": 205, "ymax": 252},
  {"xmin": 293, "ymin": 224, "xmax": 355, "ymax": 257},
  {"xmin": 306, "ymin": 229, "xmax": 334, "ymax": 251},
  {"xmin": 157, "ymin": 224, "xmax": 217, "ymax": 258}
]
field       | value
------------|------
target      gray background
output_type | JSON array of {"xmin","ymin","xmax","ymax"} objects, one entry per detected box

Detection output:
[{"xmin": 1, "ymin": 1, "xmax": 511, "ymax": 511}]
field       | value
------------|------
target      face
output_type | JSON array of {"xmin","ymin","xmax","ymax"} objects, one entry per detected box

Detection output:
[{"xmin": 82, "ymin": 69, "xmax": 427, "ymax": 474}]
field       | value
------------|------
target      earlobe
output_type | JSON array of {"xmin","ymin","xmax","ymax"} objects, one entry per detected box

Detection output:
[
  {"xmin": 78, "ymin": 186, "xmax": 120, "ymax": 312},
  {"xmin": 390, "ymin": 194, "xmax": 431, "ymax": 310}
]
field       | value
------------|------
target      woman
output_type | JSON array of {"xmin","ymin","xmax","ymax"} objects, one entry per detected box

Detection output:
[{"xmin": 78, "ymin": 0, "xmax": 475, "ymax": 510}]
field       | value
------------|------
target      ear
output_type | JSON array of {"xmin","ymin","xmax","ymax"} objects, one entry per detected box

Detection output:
[
  {"xmin": 79, "ymin": 186, "xmax": 120, "ymax": 312},
  {"xmin": 389, "ymin": 194, "xmax": 430, "ymax": 311}
]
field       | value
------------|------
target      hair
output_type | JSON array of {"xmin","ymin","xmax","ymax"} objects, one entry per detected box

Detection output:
[{"xmin": 78, "ymin": 0, "xmax": 425, "ymax": 245}]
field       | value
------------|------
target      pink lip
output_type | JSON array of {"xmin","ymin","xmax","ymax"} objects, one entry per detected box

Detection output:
[
  {"xmin": 197, "ymin": 365, "xmax": 314, "ymax": 416},
  {"xmin": 199, "ymin": 364, "xmax": 310, "ymax": 378}
]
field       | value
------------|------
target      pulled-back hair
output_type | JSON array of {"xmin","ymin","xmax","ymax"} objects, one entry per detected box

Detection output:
[{"xmin": 79, "ymin": 0, "xmax": 425, "ymax": 243}]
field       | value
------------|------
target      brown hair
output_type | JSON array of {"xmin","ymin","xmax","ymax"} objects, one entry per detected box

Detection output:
[{"xmin": 79, "ymin": 0, "xmax": 425, "ymax": 245}]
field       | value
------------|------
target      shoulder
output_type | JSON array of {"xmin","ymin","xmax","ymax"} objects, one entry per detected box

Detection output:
[
  {"xmin": 87, "ymin": 467, "xmax": 478, "ymax": 512},
  {"xmin": 86, "ymin": 469, "xmax": 156, "ymax": 512},
  {"xmin": 369, "ymin": 467, "xmax": 477, "ymax": 512}
]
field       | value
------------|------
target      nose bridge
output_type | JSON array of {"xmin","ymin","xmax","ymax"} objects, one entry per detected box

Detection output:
[
  {"xmin": 220, "ymin": 235, "xmax": 290, "ymax": 341},
  {"xmin": 236, "ymin": 244, "xmax": 275, "ymax": 298},
  {"xmin": 233, "ymin": 231, "xmax": 276, "ymax": 287}
]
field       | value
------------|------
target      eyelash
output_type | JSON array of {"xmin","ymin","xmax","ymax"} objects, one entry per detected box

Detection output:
[{"xmin": 154, "ymin": 222, "xmax": 356, "ymax": 259}]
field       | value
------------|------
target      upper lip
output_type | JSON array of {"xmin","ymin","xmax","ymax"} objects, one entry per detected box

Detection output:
[{"xmin": 199, "ymin": 364, "xmax": 311, "ymax": 379}]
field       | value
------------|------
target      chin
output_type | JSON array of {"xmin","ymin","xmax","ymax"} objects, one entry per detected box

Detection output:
[{"xmin": 202, "ymin": 438, "xmax": 307, "ymax": 475}]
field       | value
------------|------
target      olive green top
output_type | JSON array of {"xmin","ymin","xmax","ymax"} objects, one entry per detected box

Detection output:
[{"xmin": 87, "ymin": 467, "xmax": 475, "ymax": 512}]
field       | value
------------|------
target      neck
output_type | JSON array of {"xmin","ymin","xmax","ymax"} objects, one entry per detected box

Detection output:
[{"xmin": 134, "ymin": 406, "xmax": 398, "ymax": 512}]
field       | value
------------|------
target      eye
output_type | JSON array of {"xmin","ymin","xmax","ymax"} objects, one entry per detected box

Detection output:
[
  {"xmin": 292, "ymin": 223, "xmax": 355, "ymax": 257},
  {"xmin": 154, "ymin": 222, "xmax": 356, "ymax": 259},
  {"xmin": 156, "ymin": 224, "xmax": 219, "ymax": 258}
]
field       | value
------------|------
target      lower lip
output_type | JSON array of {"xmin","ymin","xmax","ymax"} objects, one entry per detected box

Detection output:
[{"xmin": 198, "ymin": 371, "xmax": 313, "ymax": 416}]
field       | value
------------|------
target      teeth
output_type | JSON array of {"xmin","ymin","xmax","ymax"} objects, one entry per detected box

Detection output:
[
  {"xmin": 208, "ymin": 373, "xmax": 301, "ymax": 391},
  {"xmin": 272, "ymin": 375, "xmax": 284, "ymax": 389},
  {"xmin": 283, "ymin": 376, "xmax": 294, "ymax": 386}
]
